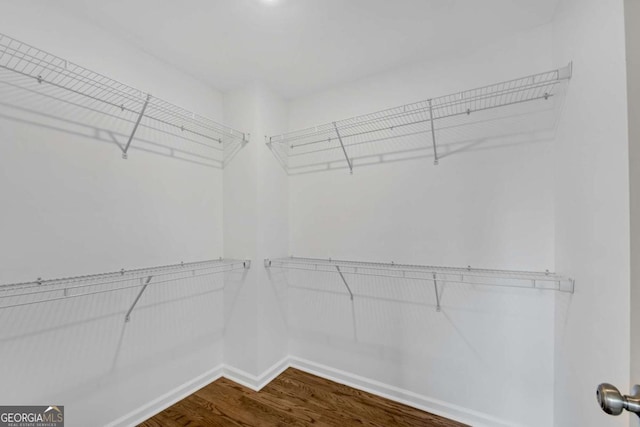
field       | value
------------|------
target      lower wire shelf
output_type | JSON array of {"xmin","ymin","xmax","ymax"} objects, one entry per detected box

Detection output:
[
  {"xmin": 0, "ymin": 258, "xmax": 251, "ymax": 319},
  {"xmin": 264, "ymin": 256, "xmax": 574, "ymax": 311}
]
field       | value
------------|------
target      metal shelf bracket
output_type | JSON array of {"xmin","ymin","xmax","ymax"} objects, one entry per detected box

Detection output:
[
  {"xmin": 432, "ymin": 272, "xmax": 441, "ymax": 312},
  {"xmin": 243, "ymin": 260, "xmax": 252, "ymax": 269},
  {"xmin": 125, "ymin": 275, "xmax": 153, "ymax": 322},
  {"xmin": 559, "ymin": 61, "xmax": 573, "ymax": 80},
  {"xmin": 264, "ymin": 259, "xmax": 272, "ymax": 268},
  {"xmin": 336, "ymin": 265, "xmax": 354, "ymax": 300},
  {"xmin": 333, "ymin": 122, "xmax": 353, "ymax": 174},
  {"xmin": 122, "ymin": 94, "xmax": 151, "ymax": 159},
  {"xmin": 428, "ymin": 99, "xmax": 439, "ymax": 166}
]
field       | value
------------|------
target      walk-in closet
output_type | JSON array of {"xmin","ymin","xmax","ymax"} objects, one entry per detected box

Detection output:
[{"xmin": 0, "ymin": 1, "xmax": 637, "ymax": 426}]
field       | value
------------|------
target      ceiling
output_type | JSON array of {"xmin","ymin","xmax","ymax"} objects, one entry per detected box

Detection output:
[{"xmin": 57, "ymin": 0, "xmax": 559, "ymax": 99}]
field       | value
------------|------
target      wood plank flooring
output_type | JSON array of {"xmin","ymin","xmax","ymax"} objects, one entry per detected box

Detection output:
[{"xmin": 139, "ymin": 368, "xmax": 468, "ymax": 427}]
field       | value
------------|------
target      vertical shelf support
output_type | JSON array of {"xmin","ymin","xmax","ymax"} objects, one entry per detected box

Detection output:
[
  {"xmin": 428, "ymin": 99, "xmax": 439, "ymax": 166},
  {"xmin": 333, "ymin": 122, "xmax": 353, "ymax": 174},
  {"xmin": 122, "ymin": 94, "xmax": 151, "ymax": 159},
  {"xmin": 336, "ymin": 266, "xmax": 354, "ymax": 301},
  {"xmin": 125, "ymin": 275, "xmax": 153, "ymax": 322},
  {"xmin": 433, "ymin": 273, "xmax": 441, "ymax": 311}
]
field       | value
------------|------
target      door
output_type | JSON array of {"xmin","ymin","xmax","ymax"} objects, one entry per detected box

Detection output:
[{"xmin": 598, "ymin": 0, "xmax": 640, "ymax": 423}]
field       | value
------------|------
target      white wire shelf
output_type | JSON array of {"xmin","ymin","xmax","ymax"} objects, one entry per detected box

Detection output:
[
  {"xmin": 265, "ymin": 256, "xmax": 574, "ymax": 310},
  {"xmin": 0, "ymin": 258, "xmax": 250, "ymax": 319},
  {"xmin": 0, "ymin": 32, "xmax": 247, "ymax": 162},
  {"xmin": 268, "ymin": 63, "xmax": 572, "ymax": 173}
]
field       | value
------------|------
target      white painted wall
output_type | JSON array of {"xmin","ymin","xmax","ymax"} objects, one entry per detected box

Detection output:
[
  {"xmin": 223, "ymin": 83, "xmax": 289, "ymax": 378},
  {"xmin": 0, "ymin": 2, "xmax": 225, "ymax": 279},
  {"xmin": 223, "ymin": 86, "xmax": 260, "ymax": 375},
  {"xmin": 255, "ymin": 87, "xmax": 290, "ymax": 375},
  {"xmin": 552, "ymin": 0, "xmax": 631, "ymax": 426},
  {"xmin": 0, "ymin": 3, "xmax": 227, "ymax": 426},
  {"xmin": 285, "ymin": 24, "xmax": 557, "ymax": 426},
  {"xmin": 288, "ymin": 24, "xmax": 556, "ymax": 271}
]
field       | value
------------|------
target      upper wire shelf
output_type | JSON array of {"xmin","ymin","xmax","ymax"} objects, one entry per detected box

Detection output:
[
  {"xmin": 268, "ymin": 63, "xmax": 572, "ymax": 173},
  {"xmin": 264, "ymin": 257, "xmax": 573, "ymax": 310},
  {"xmin": 0, "ymin": 32, "xmax": 248, "ymax": 163},
  {"xmin": 0, "ymin": 258, "xmax": 251, "ymax": 320}
]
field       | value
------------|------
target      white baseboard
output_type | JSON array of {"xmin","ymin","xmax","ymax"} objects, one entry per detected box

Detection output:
[
  {"xmin": 105, "ymin": 364, "xmax": 224, "ymax": 427},
  {"xmin": 223, "ymin": 357, "xmax": 290, "ymax": 391},
  {"xmin": 289, "ymin": 356, "xmax": 517, "ymax": 427},
  {"xmin": 108, "ymin": 356, "xmax": 516, "ymax": 427},
  {"xmin": 108, "ymin": 358, "xmax": 289, "ymax": 427}
]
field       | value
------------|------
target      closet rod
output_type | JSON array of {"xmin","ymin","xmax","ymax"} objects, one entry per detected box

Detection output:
[
  {"xmin": 271, "ymin": 63, "xmax": 572, "ymax": 146},
  {"xmin": 0, "ymin": 258, "xmax": 242, "ymax": 292},
  {"xmin": 0, "ymin": 261, "xmax": 245, "ymax": 299},
  {"xmin": 264, "ymin": 257, "xmax": 574, "ymax": 293},
  {"xmin": 0, "ymin": 258, "xmax": 251, "ymax": 310},
  {"xmin": 267, "ymin": 63, "xmax": 572, "ymax": 172}
]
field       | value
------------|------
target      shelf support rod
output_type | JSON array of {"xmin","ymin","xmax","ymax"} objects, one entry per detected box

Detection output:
[
  {"xmin": 122, "ymin": 94, "xmax": 151, "ymax": 159},
  {"xmin": 333, "ymin": 122, "xmax": 353, "ymax": 174},
  {"xmin": 125, "ymin": 275, "xmax": 152, "ymax": 322},
  {"xmin": 433, "ymin": 273, "xmax": 441, "ymax": 312},
  {"xmin": 428, "ymin": 99, "xmax": 439, "ymax": 165},
  {"xmin": 336, "ymin": 266, "xmax": 354, "ymax": 300}
]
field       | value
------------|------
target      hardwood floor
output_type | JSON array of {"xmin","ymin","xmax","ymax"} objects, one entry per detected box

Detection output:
[{"xmin": 139, "ymin": 368, "xmax": 468, "ymax": 427}]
